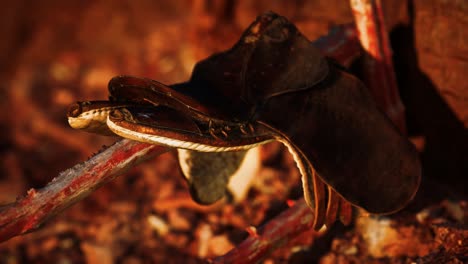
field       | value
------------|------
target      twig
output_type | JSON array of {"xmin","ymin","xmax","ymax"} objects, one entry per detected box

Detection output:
[
  {"xmin": 350, "ymin": 0, "xmax": 406, "ymax": 133},
  {"xmin": 211, "ymin": 200, "xmax": 313, "ymax": 264},
  {"xmin": 0, "ymin": 139, "xmax": 168, "ymax": 242}
]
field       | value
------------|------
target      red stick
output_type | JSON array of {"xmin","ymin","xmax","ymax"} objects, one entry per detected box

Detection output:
[
  {"xmin": 0, "ymin": 140, "xmax": 168, "ymax": 242},
  {"xmin": 350, "ymin": 0, "xmax": 407, "ymax": 133},
  {"xmin": 211, "ymin": 200, "xmax": 313, "ymax": 263}
]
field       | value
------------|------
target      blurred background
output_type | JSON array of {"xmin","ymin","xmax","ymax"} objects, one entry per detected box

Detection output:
[{"xmin": 0, "ymin": 0, "xmax": 466, "ymax": 263}]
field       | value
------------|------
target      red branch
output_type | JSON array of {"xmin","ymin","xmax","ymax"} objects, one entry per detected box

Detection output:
[
  {"xmin": 0, "ymin": 140, "xmax": 168, "ymax": 242},
  {"xmin": 351, "ymin": 0, "xmax": 406, "ymax": 133},
  {"xmin": 211, "ymin": 200, "xmax": 312, "ymax": 263}
]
